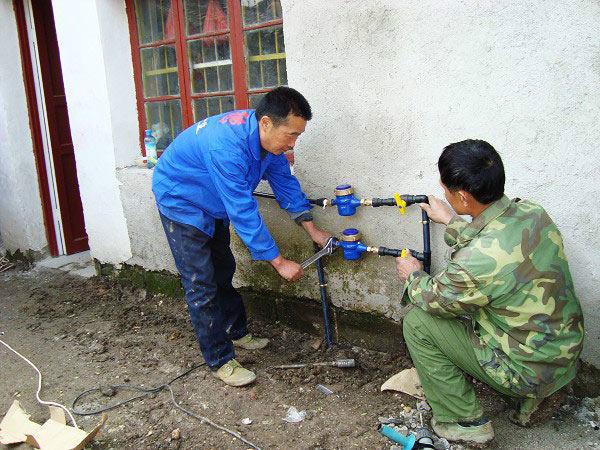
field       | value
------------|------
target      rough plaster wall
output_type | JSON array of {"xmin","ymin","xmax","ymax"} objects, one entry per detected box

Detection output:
[
  {"xmin": 51, "ymin": 0, "xmax": 132, "ymax": 263},
  {"xmin": 276, "ymin": 0, "xmax": 600, "ymax": 362},
  {"xmin": 0, "ymin": 1, "xmax": 47, "ymax": 254},
  {"xmin": 117, "ymin": 168, "xmax": 176, "ymax": 273}
]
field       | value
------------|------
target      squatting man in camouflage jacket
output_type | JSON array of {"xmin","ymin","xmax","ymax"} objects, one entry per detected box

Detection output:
[{"xmin": 395, "ymin": 139, "xmax": 584, "ymax": 446}]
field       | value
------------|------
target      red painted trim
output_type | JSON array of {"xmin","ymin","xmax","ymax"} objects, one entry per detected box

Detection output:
[
  {"xmin": 185, "ymin": 28, "xmax": 230, "ymax": 41},
  {"xmin": 124, "ymin": 0, "xmax": 147, "ymax": 153},
  {"xmin": 143, "ymin": 94, "xmax": 182, "ymax": 102},
  {"xmin": 242, "ymin": 18, "xmax": 283, "ymax": 31},
  {"xmin": 13, "ymin": 0, "xmax": 58, "ymax": 256},
  {"xmin": 138, "ymin": 38, "xmax": 177, "ymax": 49},
  {"xmin": 190, "ymin": 91, "xmax": 235, "ymax": 99},
  {"xmin": 229, "ymin": 0, "xmax": 249, "ymax": 109},
  {"xmin": 173, "ymin": 0, "xmax": 193, "ymax": 127}
]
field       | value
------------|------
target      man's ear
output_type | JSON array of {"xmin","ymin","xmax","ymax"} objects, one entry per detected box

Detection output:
[
  {"xmin": 458, "ymin": 190, "xmax": 470, "ymax": 206},
  {"xmin": 259, "ymin": 115, "xmax": 272, "ymax": 129}
]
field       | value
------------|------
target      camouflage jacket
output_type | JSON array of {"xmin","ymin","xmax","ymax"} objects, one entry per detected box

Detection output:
[{"xmin": 402, "ymin": 195, "xmax": 584, "ymax": 397}]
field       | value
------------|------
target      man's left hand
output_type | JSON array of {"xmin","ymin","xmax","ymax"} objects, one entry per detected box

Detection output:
[
  {"xmin": 301, "ymin": 221, "xmax": 331, "ymax": 248},
  {"xmin": 396, "ymin": 254, "xmax": 423, "ymax": 283}
]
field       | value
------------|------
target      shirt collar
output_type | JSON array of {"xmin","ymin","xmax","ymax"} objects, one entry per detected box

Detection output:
[
  {"xmin": 458, "ymin": 195, "xmax": 512, "ymax": 243},
  {"xmin": 248, "ymin": 111, "xmax": 262, "ymax": 160}
]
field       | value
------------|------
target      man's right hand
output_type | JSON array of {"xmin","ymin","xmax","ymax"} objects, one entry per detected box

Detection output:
[
  {"xmin": 419, "ymin": 195, "xmax": 456, "ymax": 225},
  {"xmin": 270, "ymin": 255, "xmax": 303, "ymax": 282}
]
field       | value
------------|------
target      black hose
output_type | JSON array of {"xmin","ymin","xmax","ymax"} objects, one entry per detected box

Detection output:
[{"xmin": 314, "ymin": 242, "xmax": 334, "ymax": 348}]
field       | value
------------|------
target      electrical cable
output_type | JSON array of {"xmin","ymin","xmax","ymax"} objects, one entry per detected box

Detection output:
[
  {"xmin": 71, "ymin": 362, "xmax": 262, "ymax": 450},
  {"xmin": 0, "ymin": 336, "xmax": 79, "ymax": 428}
]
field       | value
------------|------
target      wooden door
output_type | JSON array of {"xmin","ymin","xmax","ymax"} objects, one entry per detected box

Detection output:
[{"xmin": 31, "ymin": 0, "xmax": 88, "ymax": 254}]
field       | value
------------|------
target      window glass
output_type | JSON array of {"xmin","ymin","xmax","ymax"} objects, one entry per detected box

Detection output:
[
  {"xmin": 248, "ymin": 93, "xmax": 265, "ymax": 108},
  {"xmin": 188, "ymin": 38, "xmax": 233, "ymax": 94},
  {"xmin": 145, "ymin": 100, "xmax": 182, "ymax": 150},
  {"xmin": 245, "ymin": 26, "xmax": 286, "ymax": 89},
  {"xmin": 193, "ymin": 96, "xmax": 235, "ymax": 121},
  {"xmin": 135, "ymin": 0, "xmax": 175, "ymax": 44},
  {"xmin": 242, "ymin": 0, "xmax": 282, "ymax": 26},
  {"xmin": 140, "ymin": 45, "xmax": 179, "ymax": 98},
  {"xmin": 184, "ymin": 0, "xmax": 229, "ymax": 36}
]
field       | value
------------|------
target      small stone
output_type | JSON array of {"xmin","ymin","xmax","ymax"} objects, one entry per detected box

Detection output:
[
  {"xmin": 241, "ymin": 418, "xmax": 252, "ymax": 425},
  {"xmin": 171, "ymin": 428, "xmax": 180, "ymax": 440},
  {"xmin": 403, "ymin": 406, "xmax": 413, "ymax": 413}
]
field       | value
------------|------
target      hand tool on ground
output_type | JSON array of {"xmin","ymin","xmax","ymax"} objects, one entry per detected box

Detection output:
[
  {"xmin": 272, "ymin": 358, "xmax": 355, "ymax": 369},
  {"xmin": 300, "ymin": 236, "xmax": 338, "ymax": 269}
]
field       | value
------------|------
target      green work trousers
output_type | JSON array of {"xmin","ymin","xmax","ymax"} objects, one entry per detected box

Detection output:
[{"xmin": 402, "ymin": 307, "xmax": 520, "ymax": 422}]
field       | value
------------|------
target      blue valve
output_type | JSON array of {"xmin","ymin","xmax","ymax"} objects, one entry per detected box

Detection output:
[
  {"xmin": 335, "ymin": 228, "xmax": 368, "ymax": 260},
  {"xmin": 331, "ymin": 184, "xmax": 362, "ymax": 216}
]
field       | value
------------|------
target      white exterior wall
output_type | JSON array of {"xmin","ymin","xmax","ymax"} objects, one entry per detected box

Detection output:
[
  {"xmin": 281, "ymin": 0, "xmax": 600, "ymax": 361},
  {"xmin": 51, "ymin": 0, "xmax": 138, "ymax": 264},
  {"xmin": 0, "ymin": 1, "xmax": 47, "ymax": 254}
]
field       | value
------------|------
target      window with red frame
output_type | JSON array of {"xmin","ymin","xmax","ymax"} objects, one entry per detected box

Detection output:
[{"xmin": 126, "ymin": 0, "xmax": 288, "ymax": 152}]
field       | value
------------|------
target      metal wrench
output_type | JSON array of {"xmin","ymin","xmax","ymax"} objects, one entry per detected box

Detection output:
[{"xmin": 301, "ymin": 236, "xmax": 338, "ymax": 269}]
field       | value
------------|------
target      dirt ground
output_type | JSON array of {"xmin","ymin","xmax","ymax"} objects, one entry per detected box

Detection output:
[{"xmin": 1, "ymin": 265, "xmax": 599, "ymax": 450}]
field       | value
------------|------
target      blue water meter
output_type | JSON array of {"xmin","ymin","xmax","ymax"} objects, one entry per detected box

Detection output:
[
  {"xmin": 331, "ymin": 184, "xmax": 361, "ymax": 216},
  {"xmin": 336, "ymin": 228, "xmax": 368, "ymax": 260}
]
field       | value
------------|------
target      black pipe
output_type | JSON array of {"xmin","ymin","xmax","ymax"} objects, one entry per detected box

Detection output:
[
  {"xmin": 314, "ymin": 242, "xmax": 334, "ymax": 348},
  {"xmin": 376, "ymin": 247, "xmax": 425, "ymax": 261},
  {"xmin": 253, "ymin": 191, "xmax": 328, "ymax": 207},
  {"xmin": 371, "ymin": 194, "xmax": 428, "ymax": 207},
  {"xmin": 422, "ymin": 209, "xmax": 431, "ymax": 274}
]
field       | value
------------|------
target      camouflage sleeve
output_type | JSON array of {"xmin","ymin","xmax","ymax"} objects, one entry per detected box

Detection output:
[
  {"xmin": 401, "ymin": 260, "xmax": 490, "ymax": 318},
  {"xmin": 444, "ymin": 216, "xmax": 468, "ymax": 247}
]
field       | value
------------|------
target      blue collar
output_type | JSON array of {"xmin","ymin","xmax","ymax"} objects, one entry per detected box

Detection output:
[{"xmin": 248, "ymin": 113, "xmax": 262, "ymax": 160}]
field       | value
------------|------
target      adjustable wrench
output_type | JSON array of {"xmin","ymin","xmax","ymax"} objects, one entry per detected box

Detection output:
[{"xmin": 301, "ymin": 236, "xmax": 338, "ymax": 269}]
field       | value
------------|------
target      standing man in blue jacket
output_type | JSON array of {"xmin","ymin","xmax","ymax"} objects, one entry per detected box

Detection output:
[{"xmin": 152, "ymin": 87, "xmax": 330, "ymax": 387}]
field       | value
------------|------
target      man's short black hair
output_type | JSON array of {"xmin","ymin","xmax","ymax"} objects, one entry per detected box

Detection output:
[
  {"xmin": 438, "ymin": 139, "xmax": 505, "ymax": 204},
  {"xmin": 255, "ymin": 86, "xmax": 312, "ymax": 125}
]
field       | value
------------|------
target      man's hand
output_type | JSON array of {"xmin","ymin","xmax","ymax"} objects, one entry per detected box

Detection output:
[
  {"xmin": 419, "ymin": 195, "xmax": 456, "ymax": 225},
  {"xmin": 270, "ymin": 255, "xmax": 303, "ymax": 282},
  {"xmin": 396, "ymin": 254, "xmax": 423, "ymax": 283},
  {"xmin": 301, "ymin": 221, "xmax": 332, "ymax": 248}
]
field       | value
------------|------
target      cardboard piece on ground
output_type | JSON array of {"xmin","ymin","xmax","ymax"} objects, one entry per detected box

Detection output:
[
  {"xmin": 0, "ymin": 400, "xmax": 41, "ymax": 444},
  {"xmin": 380, "ymin": 367, "xmax": 424, "ymax": 399},
  {"xmin": 0, "ymin": 400, "xmax": 106, "ymax": 449}
]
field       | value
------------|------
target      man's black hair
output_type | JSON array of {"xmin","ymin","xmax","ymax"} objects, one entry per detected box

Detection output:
[
  {"xmin": 438, "ymin": 139, "xmax": 505, "ymax": 204},
  {"xmin": 255, "ymin": 86, "xmax": 312, "ymax": 125}
]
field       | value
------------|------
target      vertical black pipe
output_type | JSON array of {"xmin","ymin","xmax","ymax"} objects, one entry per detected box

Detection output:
[
  {"xmin": 422, "ymin": 210, "xmax": 431, "ymax": 274},
  {"xmin": 314, "ymin": 243, "xmax": 334, "ymax": 348}
]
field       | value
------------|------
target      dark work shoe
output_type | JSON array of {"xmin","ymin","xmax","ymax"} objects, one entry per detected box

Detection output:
[
  {"xmin": 509, "ymin": 385, "xmax": 569, "ymax": 427},
  {"xmin": 431, "ymin": 417, "xmax": 494, "ymax": 447}
]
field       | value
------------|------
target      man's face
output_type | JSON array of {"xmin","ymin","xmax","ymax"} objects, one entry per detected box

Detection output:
[
  {"xmin": 440, "ymin": 179, "xmax": 467, "ymax": 215},
  {"xmin": 259, "ymin": 114, "xmax": 307, "ymax": 155}
]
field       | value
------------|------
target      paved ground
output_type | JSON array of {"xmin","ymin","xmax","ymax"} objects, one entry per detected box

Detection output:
[{"xmin": 0, "ymin": 264, "xmax": 599, "ymax": 449}]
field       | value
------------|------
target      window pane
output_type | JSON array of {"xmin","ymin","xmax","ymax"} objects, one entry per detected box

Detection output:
[
  {"xmin": 184, "ymin": 0, "xmax": 229, "ymax": 36},
  {"xmin": 188, "ymin": 38, "xmax": 233, "ymax": 94},
  {"xmin": 249, "ymin": 93, "xmax": 265, "ymax": 108},
  {"xmin": 134, "ymin": 0, "xmax": 175, "ymax": 44},
  {"xmin": 193, "ymin": 96, "xmax": 235, "ymax": 121},
  {"xmin": 140, "ymin": 45, "xmax": 179, "ymax": 98},
  {"xmin": 145, "ymin": 100, "xmax": 182, "ymax": 151},
  {"xmin": 242, "ymin": 0, "xmax": 282, "ymax": 26},
  {"xmin": 244, "ymin": 26, "xmax": 287, "ymax": 89}
]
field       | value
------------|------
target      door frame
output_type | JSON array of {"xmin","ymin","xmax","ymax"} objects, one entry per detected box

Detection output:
[{"xmin": 13, "ymin": 0, "xmax": 63, "ymax": 256}]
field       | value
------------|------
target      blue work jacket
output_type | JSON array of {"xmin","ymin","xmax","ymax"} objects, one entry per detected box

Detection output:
[{"xmin": 152, "ymin": 110, "xmax": 311, "ymax": 261}]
